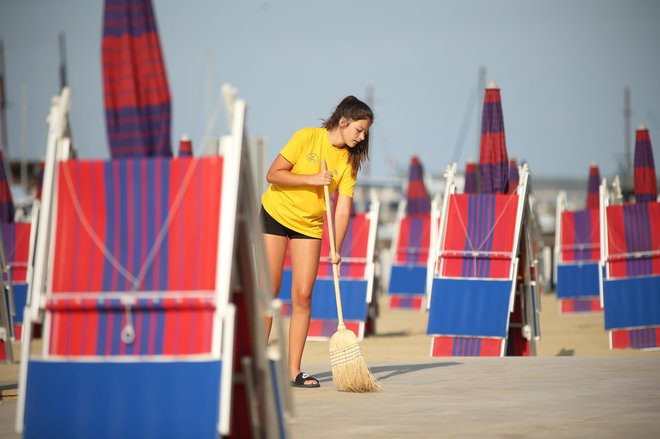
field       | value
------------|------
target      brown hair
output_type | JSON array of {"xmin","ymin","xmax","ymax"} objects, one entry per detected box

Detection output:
[{"xmin": 322, "ymin": 95, "xmax": 373, "ymax": 178}]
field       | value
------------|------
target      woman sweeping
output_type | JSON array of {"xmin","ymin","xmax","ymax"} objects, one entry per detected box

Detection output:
[{"xmin": 261, "ymin": 95, "xmax": 372, "ymax": 388}]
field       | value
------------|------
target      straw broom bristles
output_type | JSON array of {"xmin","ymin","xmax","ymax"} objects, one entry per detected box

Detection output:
[
  {"xmin": 322, "ymin": 161, "xmax": 382, "ymax": 393},
  {"xmin": 329, "ymin": 324, "xmax": 382, "ymax": 392}
]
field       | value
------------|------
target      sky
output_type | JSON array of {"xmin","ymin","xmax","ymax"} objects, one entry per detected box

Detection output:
[{"xmin": 1, "ymin": 0, "xmax": 659, "ymax": 181}]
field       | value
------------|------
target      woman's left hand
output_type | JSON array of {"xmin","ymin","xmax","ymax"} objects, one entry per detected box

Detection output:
[{"xmin": 327, "ymin": 251, "xmax": 342, "ymax": 265}]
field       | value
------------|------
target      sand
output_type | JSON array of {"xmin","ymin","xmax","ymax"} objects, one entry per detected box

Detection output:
[
  {"xmin": 295, "ymin": 291, "xmax": 660, "ymax": 369},
  {"xmin": 1, "ymin": 290, "xmax": 659, "ymax": 439}
]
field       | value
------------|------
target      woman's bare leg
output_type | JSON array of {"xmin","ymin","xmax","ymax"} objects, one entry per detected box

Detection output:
[
  {"xmin": 262, "ymin": 233, "xmax": 288, "ymax": 339},
  {"xmin": 288, "ymin": 238, "xmax": 322, "ymax": 385}
]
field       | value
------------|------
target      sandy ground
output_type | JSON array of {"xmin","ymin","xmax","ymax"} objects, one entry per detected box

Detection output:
[
  {"xmin": 1, "ymin": 290, "xmax": 659, "ymax": 438},
  {"xmin": 1, "ymin": 290, "xmax": 658, "ymax": 392},
  {"xmin": 294, "ymin": 291, "xmax": 660, "ymax": 371}
]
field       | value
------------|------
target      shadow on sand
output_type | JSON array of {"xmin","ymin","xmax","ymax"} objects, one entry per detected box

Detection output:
[{"xmin": 310, "ymin": 361, "xmax": 461, "ymax": 384}]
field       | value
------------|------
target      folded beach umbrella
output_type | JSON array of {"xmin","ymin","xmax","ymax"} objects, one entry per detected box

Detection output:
[
  {"xmin": 586, "ymin": 164, "xmax": 600, "ymax": 209},
  {"xmin": 178, "ymin": 134, "xmax": 193, "ymax": 157},
  {"xmin": 406, "ymin": 155, "xmax": 431, "ymax": 215},
  {"xmin": 479, "ymin": 82, "xmax": 509, "ymax": 194},
  {"xmin": 35, "ymin": 160, "xmax": 45, "ymax": 201},
  {"xmin": 0, "ymin": 150, "xmax": 14, "ymax": 222},
  {"xmin": 508, "ymin": 158, "xmax": 519, "ymax": 194},
  {"xmin": 102, "ymin": 0, "xmax": 172, "ymax": 158},
  {"xmin": 464, "ymin": 160, "xmax": 478, "ymax": 194},
  {"xmin": 633, "ymin": 123, "xmax": 657, "ymax": 203}
]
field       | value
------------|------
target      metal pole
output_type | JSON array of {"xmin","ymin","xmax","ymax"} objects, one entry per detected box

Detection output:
[
  {"xmin": 476, "ymin": 66, "xmax": 486, "ymax": 160},
  {"xmin": 0, "ymin": 40, "xmax": 13, "ymax": 184},
  {"xmin": 475, "ymin": 66, "xmax": 486, "ymax": 193},
  {"xmin": 623, "ymin": 86, "xmax": 631, "ymax": 190},
  {"xmin": 59, "ymin": 32, "xmax": 68, "ymax": 89}
]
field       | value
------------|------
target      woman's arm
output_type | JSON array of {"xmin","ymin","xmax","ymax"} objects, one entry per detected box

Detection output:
[{"xmin": 266, "ymin": 154, "xmax": 332, "ymax": 187}]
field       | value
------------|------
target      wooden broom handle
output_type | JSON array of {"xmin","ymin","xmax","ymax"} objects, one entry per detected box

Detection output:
[{"xmin": 322, "ymin": 160, "xmax": 345, "ymax": 325}]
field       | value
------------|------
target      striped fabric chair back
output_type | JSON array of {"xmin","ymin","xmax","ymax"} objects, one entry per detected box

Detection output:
[
  {"xmin": 1, "ymin": 222, "xmax": 31, "ymax": 283},
  {"xmin": 560, "ymin": 209, "xmax": 600, "ymax": 263},
  {"xmin": 605, "ymin": 201, "xmax": 660, "ymax": 279},
  {"xmin": 394, "ymin": 214, "xmax": 431, "ymax": 265},
  {"xmin": 317, "ymin": 212, "xmax": 371, "ymax": 279},
  {"xmin": 438, "ymin": 193, "xmax": 519, "ymax": 279},
  {"xmin": 46, "ymin": 157, "xmax": 223, "ymax": 356},
  {"xmin": 1, "ymin": 222, "xmax": 32, "ymax": 340}
]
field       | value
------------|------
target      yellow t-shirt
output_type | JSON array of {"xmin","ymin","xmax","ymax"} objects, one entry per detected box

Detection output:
[{"xmin": 261, "ymin": 127, "xmax": 357, "ymax": 238}]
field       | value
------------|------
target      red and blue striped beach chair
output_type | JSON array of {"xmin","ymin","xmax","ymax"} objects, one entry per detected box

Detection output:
[
  {"xmin": 387, "ymin": 156, "xmax": 434, "ymax": 310},
  {"xmin": 16, "ymin": 98, "xmax": 289, "ymax": 438},
  {"xmin": 600, "ymin": 199, "xmax": 660, "ymax": 349},
  {"xmin": 1, "ymin": 222, "xmax": 32, "ymax": 342},
  {"xmin": 427, "ymin": 165, "xmax": 538, "ymax": 356},
  {"xmin": 0, "ymin": 148, "xmax": 19, "ymax": 361},
  {"xmin": 554, "ymin": 166, "xmax": 603, "ymax": 313},
  {"xmin": 278, "ymin": 196, "xmax": 379, "ymax": 341},
  {"xmin": 600, "ymin": 125, "xmax": 660, "ymax": 350}
]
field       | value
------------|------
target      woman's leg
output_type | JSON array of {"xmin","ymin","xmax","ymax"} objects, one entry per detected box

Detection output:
[
  {"xmin": 288, "ymin": 237, "xmax": 322, "ymax": 385},
  {"xmin": 262, "ymin": 233, "xmax": 288, "ymax": 339}
]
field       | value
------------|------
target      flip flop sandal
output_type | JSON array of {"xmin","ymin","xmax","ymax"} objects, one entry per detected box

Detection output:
[{"xmin": 291, "ymin": 372, "xmax": 320, "ymax": 388}]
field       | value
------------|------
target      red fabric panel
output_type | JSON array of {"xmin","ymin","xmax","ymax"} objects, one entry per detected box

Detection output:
[
  {"xmin": 440, "ymin": 194, "xmax": 517, "ymax": 278},
  {"xmin": 606, "ymin": 202, "xmax": 660, "ymax": 277},
  {"xmin": 395, "ymin": 214, "xmax": 431, "ymax": 264},
  {"xmin": 560, "ymin": 209, "xmax": 600, "ymax": 262}
]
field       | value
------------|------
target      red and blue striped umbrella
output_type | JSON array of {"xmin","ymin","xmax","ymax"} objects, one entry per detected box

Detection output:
[
  {"xmin": 102, "ymin": 0, "xmax": 172, "ymax": 158},
  {"xmin": 479, "ymin": 82, "xmax": 509, "ymax": 194},
  {"xmin": 0, "ymin": 150, "xmax": 14, "ymax": 222},
  {"xmin": 586, "ymin": 164, "xmax": 600, "ymax": 209},
  {"xmin": 633, "ymin": 123, "xmax": 657, "ymax": 203},
  {"xmin": 35, "ymin": 160, "xmax": 45, "ymax": 201},
  {"xmin": 464, "ymin": 160, "xmax": 478, "ymax": 194},
  {"xmin": 508, "ymin": 158, "xmax": 519, "ymax": 194},
  {"xmin": 178, "ymin": 135, "xmax": 193, "ymax": 157},
  {"xmin": 406, "ymin": 155, "xmax": 430, "ymax": 215}
]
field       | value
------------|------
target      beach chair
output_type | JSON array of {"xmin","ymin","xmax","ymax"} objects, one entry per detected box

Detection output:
[
  {"xmin": 599, "ymin": 184, "xmax": 660, "ymax": 350},
  {"xmin": 554, "ymin": 194, "xmax": 602, "ymax": 313},
  {"xmin": 599, "ymin": 124, "xmax": 659, "ymax": 350},
  {"xmin": 1, "ymin": 222, "xmax": 33, "ymax": 343},
  {"xmin": 387, "ymin": 156, "xmax": 435, "ymax": 310},
  {"xmin": 426, "ymin": 164, "xmax": 539, "ymax": 356},
  {"xmin": 554, "ymin": 165, "xmax": 602, "ymax": 313},
  {"xmin": 278, "ymin": 195, "xmax": 379, "ymax": 341},
  {"xmin": 16, "ymin": 94, "xmax": 289, "ymax": 438}
]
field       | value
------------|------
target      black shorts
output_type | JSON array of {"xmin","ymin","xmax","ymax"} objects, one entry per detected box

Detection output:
[{"xmin": 260, "ymin": 206, "xmax": 319, "ymax": 240}]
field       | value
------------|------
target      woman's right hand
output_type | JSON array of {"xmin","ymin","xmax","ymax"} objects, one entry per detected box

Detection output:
[{"xmin": 310, "ymin": 170, "xmax": 333, "ymax": 186}]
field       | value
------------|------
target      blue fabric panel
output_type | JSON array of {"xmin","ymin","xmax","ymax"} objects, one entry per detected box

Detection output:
[
  {"xmin": 427, "ymin": 278, "xmax": 513, "ymax": 337},
  {"xmin": 310, "ymin": 279, "xmax": 368, "ymax": 321},
  {"xmin": 278, "ymin": 269, "xmax": 292, "ymax": 301},
  {"xmin": 603, "ymin": 276, "xmax": 660, "ymax": 330},
  {"xmin": 556, "ymin": 263, "xmax": 600, "ymax": 299},
  {"xmin": 388, "ymin": 265, "xmax": 427, "ymax": 295},
  {"xmin": 11, "ymin": 284, "xmax": 28, "ymax": 323},
  {"xmin": 24, "ymin": 360, "xmax": 221, "ymax": 439}
]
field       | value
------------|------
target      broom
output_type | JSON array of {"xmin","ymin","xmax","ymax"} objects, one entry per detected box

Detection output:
[{"xmin": 323, "ymin": 160, "xmax": 382, "ymax": 393}]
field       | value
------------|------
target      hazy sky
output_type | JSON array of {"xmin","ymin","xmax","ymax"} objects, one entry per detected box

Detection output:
[{"xmin": 1, "ymin": 0, "xmax": 659, "ymax": 180}]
